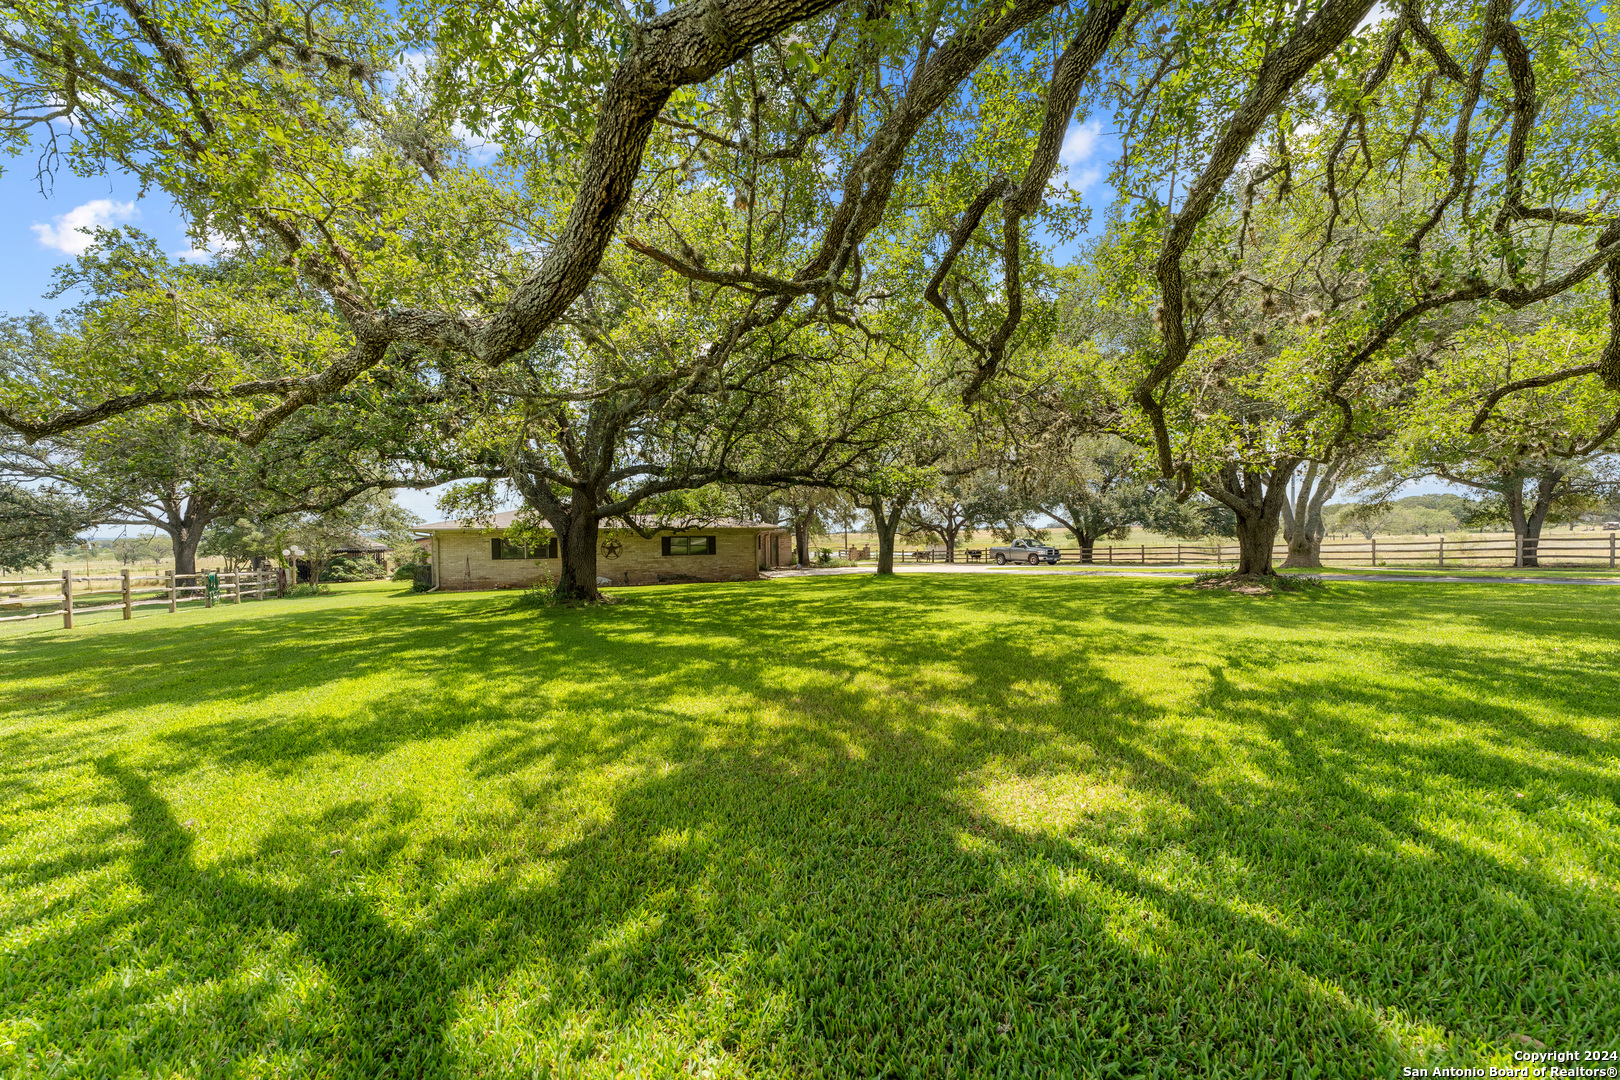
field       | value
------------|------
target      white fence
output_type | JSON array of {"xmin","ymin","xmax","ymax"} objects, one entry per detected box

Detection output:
[{"xmin": 891, "ymin": 534, "xmax": 1620, "ymax": 569}]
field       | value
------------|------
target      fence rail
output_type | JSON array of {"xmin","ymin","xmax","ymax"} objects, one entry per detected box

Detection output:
[
  {"xmin": 0, "ymin": 568, "xmax": 288, "ymax": 628},
  {"xmin": 889, "ymin": 533, "xmax": 1620, "ymax": 570}
]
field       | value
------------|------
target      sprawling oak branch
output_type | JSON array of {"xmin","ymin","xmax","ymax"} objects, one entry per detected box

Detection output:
[
  {"xmin": 1133, "ymin": 0, "xmax": 1378, "ymax": 481},
  {"xmin": 621, "ymin": 0, "xmax": 1079, "ymax": 354},
  {"xmin": 921, "ymin": 0, "xmax": 1130, "ymax": 405},
  {"xmin": 0, "ymin": 0, "xmax": 848, "ymax": 442}
]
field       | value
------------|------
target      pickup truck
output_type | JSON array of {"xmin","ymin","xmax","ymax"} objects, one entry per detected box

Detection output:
[{"xmin": 989, "ymin": 538, "xmax": 1062, "ymax": 565}]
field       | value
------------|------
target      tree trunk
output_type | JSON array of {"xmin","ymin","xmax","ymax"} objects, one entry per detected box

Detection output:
[
  {"xmin": 1280, "ymin": 509, "xmax": 1325, "ymax": 567},
  {"xmin": 1078, "ymin": 536, "xmax": 1095, "ymax": 563},
  {"xmin": 864, "ymin": 497, "xmax": 906, "ymax": 575},
  {"xmin": 1506, "ymin": 474, "xmax": 1529, "ymax": 566},
  {"xmin": 1520, "ymin": 469, "xmax": 1560, "ymax": 569},
  {"xmin": 172, "ymin": 526, "xmax": 204, "ymax": 577},
  {"xmin": 555, "ymin": 507, "xmax": 602, "ymax": 601},
  {"xmin": 1233, "ymin": 510, "xmax": 1280, "ymax": 575},
  {"xmin": 795, "ymin": 518, "xmax": 811, "ymax": 567},
  {"xmin": 1280, "ymin": 459, "xmax": 1337, "ymax": 569},
  {"xmin": 1206, "ymin": 463, "xmax": 1291, "ymax": 577}
]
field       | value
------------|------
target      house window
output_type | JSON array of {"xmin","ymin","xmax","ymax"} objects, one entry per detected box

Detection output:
[
  {"xmin": 661, "ymin": 535, "xmax": 717, "ymax": 556},
  {"xmin": 491, "ymin": 536, "xmax": 558, "ymax": 560}
]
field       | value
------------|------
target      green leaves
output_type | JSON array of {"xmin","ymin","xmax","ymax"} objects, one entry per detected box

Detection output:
[{"xmin": 0, "ymin": 482, "xmax": 87, "ymax": 572}]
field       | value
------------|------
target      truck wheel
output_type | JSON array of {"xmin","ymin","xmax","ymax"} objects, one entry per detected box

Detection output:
[
  {"xmin": 995, "ymin": 553, "xmax": 1007, "ymax": 565},
  {"xmin": 1027, "ymin": 553, "xmax": 1039, "ymax": 565}
]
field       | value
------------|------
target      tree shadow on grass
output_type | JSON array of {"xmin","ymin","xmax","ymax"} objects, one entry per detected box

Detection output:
[
  {"xmin": 3, "ymin": 576, "xmax": 1617, "ymax": 1075},
  {"xmin": 0, "ymin": 757, "xmax": 467, "ymax": 1074}
]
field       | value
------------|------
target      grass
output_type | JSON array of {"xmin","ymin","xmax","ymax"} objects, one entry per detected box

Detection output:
[{"xmin": 2, "ymin": 577, "xmax": 1617, "ymax": 1077}]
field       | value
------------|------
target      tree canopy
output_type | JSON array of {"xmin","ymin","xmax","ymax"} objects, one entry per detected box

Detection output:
[{"xmin": 2, "ymin": 0, "xmax": 1618, "ymax": 585}]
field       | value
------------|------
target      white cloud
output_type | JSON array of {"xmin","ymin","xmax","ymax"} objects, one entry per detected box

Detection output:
[
  {"xmin": 174, "ymin": 231, "xmax": 241, "ymax": 263},
  {"xmin": 397, "ymin": 49, "xmax": 431, "ymax": 85},
  {"xmin": 1062, "ymin": 119, "xmax": 1101, "ymax": 166},
  {"xmin": 1053, "ymin": 119, "xmax": 1104, "ymax": 191},
  {"xmin": 452, "ymin": 119, "xmax": 502, "ymax": 165},
  {"xmin": 31, "ymin": 199, "xmax": 138, "ymax": 255}
]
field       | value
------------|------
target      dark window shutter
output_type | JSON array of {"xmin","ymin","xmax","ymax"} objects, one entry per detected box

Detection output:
[
  {"xmin": 491, "ymin": 538, "xmax": 502, "ymax": 560},
  {"xmin": 661, "ymin": 536, "xmax": 672, "ymax": 556}
]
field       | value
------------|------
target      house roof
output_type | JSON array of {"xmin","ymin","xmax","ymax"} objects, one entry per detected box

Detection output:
[
  {"xmin": 331, "ymin": 537, "xmax": 391, "ymax": 553},
  {"xmin": 415, "ymin": 511, "xmax": 785, "ymax": 533}
]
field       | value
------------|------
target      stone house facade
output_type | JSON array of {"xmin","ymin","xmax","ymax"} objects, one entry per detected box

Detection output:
[{"xmin": 417, "ymin": 511, "xmax": 793, "ymax": 591}]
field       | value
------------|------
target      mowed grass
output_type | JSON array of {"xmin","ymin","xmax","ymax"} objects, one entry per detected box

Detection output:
[{"xmin": 1, "ymin": 577, "xmax": 1616, "ymax": 1078}]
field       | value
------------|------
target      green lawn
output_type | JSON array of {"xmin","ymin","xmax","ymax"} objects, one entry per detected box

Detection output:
[{"xmin": 2, "ymin": 578, "xmax": 1616, "ymax": 1077}]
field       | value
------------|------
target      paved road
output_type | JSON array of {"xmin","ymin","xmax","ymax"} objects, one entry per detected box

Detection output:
[{"xmin": 763, "ymin": 565, "xmax": 1620, "ymax": 585}]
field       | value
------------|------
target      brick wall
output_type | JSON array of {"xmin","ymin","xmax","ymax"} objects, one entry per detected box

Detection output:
[{"xmin": 431, "ymin": 528, "xmax": 779, "ymax": 591}]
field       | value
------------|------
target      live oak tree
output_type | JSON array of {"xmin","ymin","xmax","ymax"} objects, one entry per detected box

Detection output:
[
  {"xmin": 900, "ymin": 470, "xmax": 1004, "ymax": 563},
  {"xmin": 1278, "ymin": 451, "xmax": 1362, "ymax": 568},
  {"xmin": 3, "ymin": 0, "xmax": 1618, "ymax": 598},
  {"xmin": 1393, "ymin": 318, "xmax": 1620, "ymax": 567},
  {"xmin": 1066, "ymin": 0, "xmax": 1620, "ymax": 577},
  {"xmin": 426, "ymin": 245, "xmax": 931, "ymax": 600},
  {"xmin": 1017, "ymin": 435, "xmax": 1202, "ymax": 562},
  {"xmin": 0, "ymin": 479, "xmax": 86, "ymax": 572},
  {"xmin": 0, "ymin": 0, "xmax": 1155, "ymax": 605},
  {"xmin": 850, "ymin": 457, "xmax": 955, "ymax": 574},
  {"xmin": 18, "ymin": 412, "xmax": 247, "ymax": 576},
  {"xmin": 0, "ymin": 232, "xmax": 491, "ymax": 571}
]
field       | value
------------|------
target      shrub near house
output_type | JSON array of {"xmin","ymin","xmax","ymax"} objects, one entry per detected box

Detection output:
[{"xmin": 416, "ymin": 512, "xmax": 792, "ymax": 590}]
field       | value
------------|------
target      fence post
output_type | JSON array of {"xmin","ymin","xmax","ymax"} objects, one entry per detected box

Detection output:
[
  {"xmin": 61, "ymin": 569, "xmax": 73, "ymax": 629},
  {"xmin": 1140, "ymin": 544, "xmax": 1145, "ymax": 564},
  {"xmin": 1107, "ymin": 547, "xmax": 1113, "ymax": 564},
  {"xmin": 122, "ymin": 568, "xmax": 132, "ymax": 620},
  {"xmin": 205, "ymin": 574, "xmax": 213, "ymax": 609},
  {"xmin": 1611, "ymin": 533, "xmax": 1616, "ymax": 570},
  {"xmin": 1515, "ymin": 537, "xmax": 1523, "ymax": 568},
  {"xmin": 232, "ymin": 571, "xmax": 242, "ymax": 604},
  {"xmin": 1370, "ymin": 538, "xmax": 1377, "ymax": 566},
  {"xmin": 1438, "ymin": 536, "xmax": 1444, "ymax": 569},
  {"xmin": 1176, "ymin": 543, "xmax": 1182, "ymax": 565},
  {"xmin": 167, "ymin": 569, "xmax": 177, "ymax": 613}
]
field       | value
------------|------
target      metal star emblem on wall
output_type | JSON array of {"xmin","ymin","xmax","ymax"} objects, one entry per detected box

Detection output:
[{"xmin": 600, "ymin": 537, "xmax": 623, "ymax": 559}]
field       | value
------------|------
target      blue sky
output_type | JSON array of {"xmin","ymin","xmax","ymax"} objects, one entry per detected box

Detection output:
[{"xmin": 1, "ymin": 162, "xmax": 210, "ymax": 315}]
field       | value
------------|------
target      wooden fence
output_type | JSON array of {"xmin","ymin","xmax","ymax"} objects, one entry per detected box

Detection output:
[
  {"xmin": 893, "ymin": 533, "xmax": 1620, "ymax": 569},
  {"xmin": 0, "ymin": 569, "xmax": 285, "ymax": 629}
]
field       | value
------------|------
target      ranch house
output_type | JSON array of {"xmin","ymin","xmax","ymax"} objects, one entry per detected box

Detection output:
[{"xmin": 417, "ymin": 511, "xmax": 793, "ymax": 590}]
